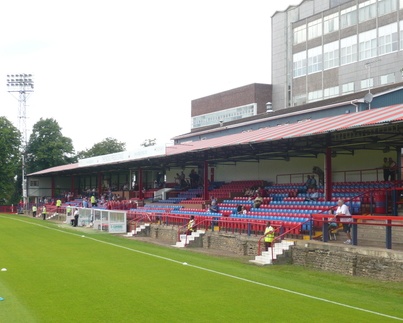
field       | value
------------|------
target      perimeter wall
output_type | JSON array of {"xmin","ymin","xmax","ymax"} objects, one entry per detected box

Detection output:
[{"xmin": 144, "ymin": 225, "xmax": 403, "ymax": 282}]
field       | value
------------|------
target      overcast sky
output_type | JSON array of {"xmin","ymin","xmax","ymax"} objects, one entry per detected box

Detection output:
[{"xmin": 0, "ymin": 0, "xmax": 299, "ymax": 153}]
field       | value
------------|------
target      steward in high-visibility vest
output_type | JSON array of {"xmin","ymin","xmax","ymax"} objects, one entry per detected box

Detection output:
[
  {"xmin": 186, "ymin": 215, "xmax": 196, "ymax": 235},
  {"xmin": 264, "ymin": 222, "xmax": 275, "ymax": 250},
  {"xmin": 42, "ymin": 206, "xmax": 47, "ymax": 220},
  {"xmin": 32, "ymin": 205, "xmax": 37, "ymax": 217},
  {"xmin": 90, "ymin": 195, "xmax": 97, "ymax": 207},
  {"xmin": 56, "ymin": 199, "xmax": 62, "ymax": 213}
]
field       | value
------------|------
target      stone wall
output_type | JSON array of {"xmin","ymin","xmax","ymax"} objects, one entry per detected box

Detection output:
[
  {"xmin": 148, "ymin": 225, "xmax": 260, "ymax": 255},
  {"xmin": 292, "ymin": 240, "xmax": 403, "ymax": 281},
  {"xmin": 143, "ymin": 225, "xmax": 403, "ymax": 281}
]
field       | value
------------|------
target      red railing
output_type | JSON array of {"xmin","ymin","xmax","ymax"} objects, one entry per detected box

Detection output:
[
  {"xmin": 311, "ymin": 213, "xmax": 403, "ymax": 249},
  {"xmin": 256, "ymin": 221, "xmax": 308, "ymax": 257},
  {"xmin": 176, "ymin": 218, "xmax": 212, "ymax": 244}
]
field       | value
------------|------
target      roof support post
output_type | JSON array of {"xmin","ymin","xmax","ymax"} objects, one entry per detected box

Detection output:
[
  {"xmin": 203, "ymin": 161, "xmax": 209, "ymax": 200},
  {"xmin": 325, "ymin": 147, "xmax": 332, "ymax": 201},
  {"xmin": 138, "ymin": 167, "xmax": 143, "ymax": 200},
  {"xmin": 51, "ymin": 176, "xmax": 55, "ymax": 199},
  {"xmin": 97, "ymin": 172, "xmax": 102, "ymax": 197}
]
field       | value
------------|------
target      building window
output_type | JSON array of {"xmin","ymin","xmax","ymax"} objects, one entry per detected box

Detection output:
[
  {"xmin": 380, "ymin": 73, "xmax": 396, "ymax": 85},
  {"xmin": 342, "ymin": 82, "xmax": 355, "ymax": 94},
  {"xmin": 378, "ymin": 0, "xmax": 397, "ymax": 16},
  {"xmin": 308, "ymin": 89, "xmax": 323, "ymax": 102},
  {"xmin": 378, "ymin": 23, "xmax": 398, "ymax": 55},
  {"xmin": 341, "ymin": 35, "xmax": 358, "ymax": 65},
  {"xmin": 30, "ymin": 180, "xmax": 39, "ymax": 187},
  {"xmin": 293, "ymin": 51, "xmax": 307, "ymax": 77},
  {"xmin": 324, "ymin": 41, "xmax": 339, "ymax": 70},
  {"xmin": 341, "ymin": 5, "xmax": 357, "ymax": 29},
  {"xmin": 324, "ymin": 12, "xmax": 339, "ymax": 34},
  {"xmin": 359, "ymin": 29, "xmax": 377, "ymax": 61},
  {"xmin": 399, "ymin": 20, "xmax": 403, "ymax": 50},
  {"xmin": 359, "ymin": 0, "xmax": 377, "ymax": 23},
  {"xmin": 307, "ymin": 46, "xmax": 322, "ymax": 74},
  {"xmin": 308, "ymin": 18, "xmax": 322, "ymax": 40},
  {"xmin": 360, "ymin": 78, "xmax": 374, "ymax": 90},
  {"xmin": 324, "ymin": 86, "xmax": 339, "ymax": 99},
  {"xmin": 293, "ymin": 24, "xmax": 306, "ymax": 45}
]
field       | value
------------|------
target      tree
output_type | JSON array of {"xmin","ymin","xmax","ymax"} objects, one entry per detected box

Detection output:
[
  {"xmin": 26, "ymin": 118, "xmax": 76, "ymax": 173},
  {"xmin": 0, "ymin": 117, "xmax": 22, "ymax": 204},
  {"xmin": 76, "ymin": 137, "xmax": 126, "ymax": 159}
]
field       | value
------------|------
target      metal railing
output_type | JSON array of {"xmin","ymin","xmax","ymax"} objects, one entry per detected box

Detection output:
[{"xmin": 312, "ymin": 213, "xmax": 403, "ymax": 249}]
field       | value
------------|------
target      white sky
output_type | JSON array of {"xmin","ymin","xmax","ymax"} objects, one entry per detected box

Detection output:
[{"xmin": 0, "ymin": 0, "xmax": 299, "ymax": 153}]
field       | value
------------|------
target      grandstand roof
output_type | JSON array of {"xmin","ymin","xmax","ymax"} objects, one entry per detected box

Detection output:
[
  {"xmin": 165, "ymin": 104, "xmax": 403, "ymax": 156},
  {"xmin": 29, "ymin": 104, "xmax": 403, "ymax": 176}
]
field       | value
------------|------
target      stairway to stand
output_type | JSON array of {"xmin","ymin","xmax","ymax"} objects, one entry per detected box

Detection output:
[
  {"xmin": 173, "ymin": 230, "xmax": 206, "ymax": 247},
  {"xmin": 249, "ymin": 240, "xmax": 295, "ymax": 265},
  {"xmin": 124, "ymin": 223, "xmax": 150, "ymax": 237}
]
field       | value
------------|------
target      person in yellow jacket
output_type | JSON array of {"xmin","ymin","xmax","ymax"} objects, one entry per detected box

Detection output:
[
  {"xmin": 32, "ymin": 205, "xmax": 37, "ymax": 217},
  {"xmin": 42, "ymin": 206, "xmax": 47, "ymax": 220},
  {"xmin": 264, "ymin": 221, "xmax": 275, "ymax": 251},
  {"xmin": 90, "ymin": 195, "xmax": 97, "ymax": 207},
  {"xmin": 186, "ymin": 215, "xmax": 196, "ymax": 235},
  {"xmin": 56, "ymin": 199, "xmax": 62, "ymax": 213}
]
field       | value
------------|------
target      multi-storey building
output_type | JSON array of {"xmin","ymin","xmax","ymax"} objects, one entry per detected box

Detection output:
[{"xmin": 272, "ymin": 0, "xmax": 403, "ymax": 110}]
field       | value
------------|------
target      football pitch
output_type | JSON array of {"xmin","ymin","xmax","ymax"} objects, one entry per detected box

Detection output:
[{"xmin": 0, "ymin": 214, "xmax": 402, "ymax": 323}]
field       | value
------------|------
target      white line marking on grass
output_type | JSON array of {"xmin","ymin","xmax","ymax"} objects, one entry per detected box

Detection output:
[{"xmin": 4, "ymin": 215, "xmax": 403, "ymax": 321}]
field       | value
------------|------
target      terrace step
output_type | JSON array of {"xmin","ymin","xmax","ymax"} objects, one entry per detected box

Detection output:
[
  {"xmin": 124, "ymin": 223, "xmax": 150, "ymax": 237},
  {"xmin": 172, "ymin": 230, "xmax": 206, "ymax": 248},
  {"xmin": 249, "ymin": 240, "xmax": 295, "ymax": 266}
]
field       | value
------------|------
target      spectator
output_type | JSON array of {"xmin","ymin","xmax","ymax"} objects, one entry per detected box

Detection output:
[
  {"xmin": 257, "ymin": 186, "xmax": 267, "ymax": 197},
  {"xmin": 382, "ymin": 157, "xmax": 390, "ymax": 181},
  {"xmin": 335, "ymin": 199, "xmax": 352, "ymax": 244},
  {"xmin": 186, "ymin": 215, "xmax": 196, "ymax": 235},
  {"xmin": 253, "ymin": 193, "xmax": 263, "ymax": 208},
  {"xmin": 305, "ymin": 175, "xmax": 317, "ymax": 189},
  {"xmin": 243, "ymin": 187, "xmax": 255, "ymax": 197},
  {"xmin": 82, "ymin": 197, "xmax": 88, "ymax": 208},
  {"xmin": 389, "ymin": 157, "xmax": 397, "ymax": 181},
  {"xmin": 305, "ymin": 187, "xmax": 319, "ymax": 201},
  {"xmin": 209, "ymin": 199, "xmax": 220, "ymax": 213},
  {"xmin": 328, "ymin": 215, "xmax": 338, "ymax": 241},
  {"xmin": 179, "ymin": 171, "xmax": 187, "ymax": 188},
  {"xmin": 32, "ymin": 204, "xmax": 37, "ymax": 218},
  {"xmin": 304, "ymin": 175, "xmax": 312, "ymax": 188},
  {"xmin": 73, "ymin": 208, "xmax": 79, "ymax": 227},
  {"xmin": 310, "ymin": 176, "xmax": 317, "ymax": 189},
  {"xmin": 264, "ymin": 222, "xmax": 275, "ymax": 251}
]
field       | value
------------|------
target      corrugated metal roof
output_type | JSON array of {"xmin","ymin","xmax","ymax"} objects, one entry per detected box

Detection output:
[
  {"xmin": 29, "ymin": 163, "xmax": 80, "ymax": 176},
  {"xmin": 29, "ymin": 105, "xmax": 403, "ymax": 176},
  {"xmin": 165, "ymin": 104, "xmax": 403, "ymax": 155}
]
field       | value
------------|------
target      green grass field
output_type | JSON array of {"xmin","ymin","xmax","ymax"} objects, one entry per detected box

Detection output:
[{"xmin": 1, "ymin": 214, "xmax": 403, "ymax": 323}]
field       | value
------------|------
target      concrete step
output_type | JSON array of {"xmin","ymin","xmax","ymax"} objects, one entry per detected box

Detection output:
[
  {"xmin": 250, "ymin": 240, "xmax": 295, "ymax": 266},
  {"xmin": 124, "ymin": 223, "xmax": 150, "ymax": 237},
  {"xmin": 172, "ymin": 230, "xmax": 206, "ymax": 248}
]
